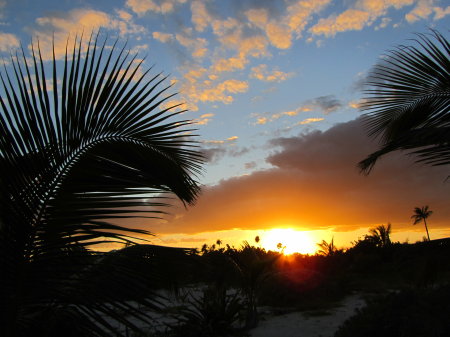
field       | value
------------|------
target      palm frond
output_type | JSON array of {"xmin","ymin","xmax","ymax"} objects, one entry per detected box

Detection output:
[
  {"xmin": 358, "ymin": 30, "xmax": 450, "ymax": 174},
  {"xmin": 1, "ymin": 31, "xmax": 204, "ymax": 336}
]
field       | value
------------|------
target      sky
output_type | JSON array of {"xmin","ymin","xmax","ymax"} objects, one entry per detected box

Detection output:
[{"xmin": 1, "ymin": 0, "xmax": 449, "ymax": 253}]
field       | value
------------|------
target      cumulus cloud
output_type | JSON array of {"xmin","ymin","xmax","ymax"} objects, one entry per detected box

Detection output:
[
  {"xmin": 405, "ymin": 0, "xmax": 433, "ymax": 22},
  {"xmin": 0, "ymin": 32, "xmax": 19, "ymax": 52},
  {"xmin": 250, "ymin": 64, "xmax": 294, "ymax": 82},
  {"xmin": 30, "ymin": 8, "xmax": 146, "ymax": 60},
  {"xmin": 310, "ymin": 9, "xmax": 370, "ymax": 37},
  {"xmin": 404, "ymin": 0, "xmax": 450, "ymax": 22},
  {"xmin": 309, "ymin": 0, "xmax": 424, "ymax": 37},
  {"xmin": 433, "ymin": 5, "xmax": 450, "ymax": 20},
  {"xmin": 179, "ymin": 78, "xmax": 249, "ymax": 110},
  {"xmin": 191, "ymin": 1, "xmax": 214, "ymax": 32},
  {"xmin": 126, "ymin": 0, "xmax": 187, "ymax": 15},
  {"xmin": 152, "ymin": 31, "xmax": 173, "ymax": 42},
  {"xmin": 148, "ymin": 118, "xmax": 450, "ymax": 234}
]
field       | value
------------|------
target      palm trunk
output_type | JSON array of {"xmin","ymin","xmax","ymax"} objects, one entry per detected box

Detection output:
[{"xmin": 423, "ymin": 219, "xmax": 431, "ymax": 241}]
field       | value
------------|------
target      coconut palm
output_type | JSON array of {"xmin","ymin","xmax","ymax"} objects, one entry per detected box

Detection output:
[
  {"xmin": 0, "ymin": 32, "xmax": 203, "ymax": 336},
  {"xmin": 358, "ymin": 30, "xmax": 450, "ymax": 174},
  {"xmin": 411, "ymin": 206, "xmax": 433, "ymax": 241}
]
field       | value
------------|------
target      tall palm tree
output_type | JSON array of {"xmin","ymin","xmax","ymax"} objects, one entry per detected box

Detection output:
[
  {"xmin": 358, "ymin": 30, "xmax": 450, "ymax": 174},
  {"xmin": 0, "ymin": 32, "xmax": 204, "ymax": 336},
  {"xmin": 411, "ymin": 206, "xmax": 433, "ymax": 241}
]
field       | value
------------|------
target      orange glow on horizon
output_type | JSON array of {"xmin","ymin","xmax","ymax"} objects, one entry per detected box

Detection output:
[{"xmin": 261, "ymin": 228, "xmax": 317, "ymax": 255}]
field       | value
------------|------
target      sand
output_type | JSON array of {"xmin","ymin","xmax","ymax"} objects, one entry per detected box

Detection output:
[{"xmin": 249, "ymin": 293, "xmax": 366, "ymax": 337}]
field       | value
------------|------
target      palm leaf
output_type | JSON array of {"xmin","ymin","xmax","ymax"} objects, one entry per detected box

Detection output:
[
  {"xmin": 358, "ymin": 30, "xmax": 450, "ymax": 174},
  {"xmin": 0, "ymin": 31, "xmax": 204, "ymax": 336}
]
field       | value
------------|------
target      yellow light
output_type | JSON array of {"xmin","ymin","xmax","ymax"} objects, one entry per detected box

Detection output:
[{"xmin": 261, "ymin": 228, "xmax": 317, "ymax": 255}]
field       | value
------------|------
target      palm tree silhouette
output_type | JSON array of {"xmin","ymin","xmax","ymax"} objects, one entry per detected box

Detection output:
[
  {"xmin": 317, "ymin": 237, "xmax": 337, "ymax": 256},
  {"xmin": 0, "ymin": 32, "xmax": 203, "ymax": 336},
  {"xmin": 368, "ymin": 223, "xmax": 392, "ymax": 248},
  {"xmin": 411, "ymin": 206, "xmax": 433, "ymax": 241},
  {"xmin": 358, "ymin": 30, "xmax": 450, "ymax": 174}
]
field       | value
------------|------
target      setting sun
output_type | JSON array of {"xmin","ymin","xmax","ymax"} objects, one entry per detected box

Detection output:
[{"xmin": 261, "ymin": 228, "xmax": 317, "ymax": 255}]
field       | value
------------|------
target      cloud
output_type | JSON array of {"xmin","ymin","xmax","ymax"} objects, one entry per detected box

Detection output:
[
  {"xmin": 295, "ymin": 117, "xmax": 325, "ymax": 125},
  {"xmin": 253, "ymin": 95, "xmax": 342, "ymax": 125},
  {"xmin": 152, "ymin": 31, "xmax": 173, "ymax": 42},
  {"xmin": 200, "ymin": 136, "xmax": 247, "ymax": 164},
  {"xmin": 180, "ymin": 78, "xmax": 249, "ymax": 108},
  {"xmin": 0, "ymin": 32, "xmax": 19, "ymax": 52},
  {"xmin": 203, "ymin": 136, "xmax": 239, "ymax": 146},
  {"xmin": 256, "ymin": 117, "xmax": 268, "ymax": 125},
  {"xmin": 202, "ymin": 147, "xmax": 227, "ymax": 164},
  {"xmin": 126, "ymin": 0, "xmax": 187, "ymax": 15},
  {"xmin": 250, "ymin": 64, "xmax": 294, "ymax": 82},
  {"xmin": 175, "ymin": 31, "xmax": 208, "ymax": 59},
  {"xmin": 194, "ymin": 113, "xmax": 215, "ymax": 125},
  {"xmin": 308, "ymin": 0, "xmax": 423, "ymax": 37},
  {"xmin": 310, "ymin": 95, "xmax": 342, "ymax": 114},
  {"xmin": 286, "ymin": 0, "xmax": 332, "ymax": 35},
  {"xmin": 149, "ymin": 118, "xmax": 450, "ymax": 235},
  {"xmin": 245, "ymin": 161, "xmax": 257, "ymax": 170},
  {"xmin": 405, "ymin": 0, "xmax": 450, "ymax": 22},
  {"xmin": 310, "ymin": 9, "xmax": 370, "ymax": 37},
  {"xmin": 191, "ymin": 1, "xmax": 214, "ymax": 32},
  {"xmin": 30, "ymin": 8, "xmax": 146, "ymax": 60},
  {"xmin": 174, "ymin": 1, "xmax": 331, "ymax": 110},
  {"xmin": 405, "ymin": 0, "xmax": 433, "ymax": 22},
  {"xmin": 198, "ymin": 145, "xmax": 250, "ymax": 164},
  {"xmin": 265, "ymin": 22, "xmax": 292, "ymax": 49},
  {"xmin": 433, "ymin": 5, "xmax": 450, "ymax": 20},
  {"xmin": 375, "ymin": 17, "xmax": 392, "ymax": 30}
]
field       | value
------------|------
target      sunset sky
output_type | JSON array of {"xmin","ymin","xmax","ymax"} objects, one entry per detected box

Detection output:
[{"xmin": 2, "ymin": 0, "xmax": 449, "ymax": 253}]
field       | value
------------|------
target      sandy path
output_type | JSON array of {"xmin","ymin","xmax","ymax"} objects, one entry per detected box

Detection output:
[{"xmin": 249, "ymin": 293, "xmax": 366, "ymax": 337}]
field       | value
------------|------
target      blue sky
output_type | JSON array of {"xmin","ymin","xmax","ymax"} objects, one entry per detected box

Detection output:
[{"xmin": 2, "ymin": 0, "xmax": 450, "ymax": 251}]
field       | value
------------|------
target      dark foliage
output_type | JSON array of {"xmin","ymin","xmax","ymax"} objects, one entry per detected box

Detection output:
[
  {"xmin": 335, "ymin": 285, "xmax": 450, "ymax": 337},
  {"xmin": 0, "ymin": 32, "xmax": 203, "ymax": 336},
  {"xmin": 359, "ymin": 30, "xmax": 450, "ymax": 173}
]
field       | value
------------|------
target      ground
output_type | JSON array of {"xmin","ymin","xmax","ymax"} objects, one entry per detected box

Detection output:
[{"xmin": 250, "ymin": 293, "xmax": 366, "ymax": 337}]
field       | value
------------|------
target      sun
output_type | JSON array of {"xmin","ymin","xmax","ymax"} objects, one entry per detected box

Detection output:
[{"xmin": 261, "ymin": 228, "xmax": 317, "ymax": 255}]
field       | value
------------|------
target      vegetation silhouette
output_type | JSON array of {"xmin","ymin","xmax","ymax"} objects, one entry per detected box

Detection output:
[
  {"xmin": 368, "ymin": 224, "xmax": 392, "ymax": 248},
  {"xmin": 317, "ymin": 237, "xmax": 339, "ymax": 256},
  {"xmin": 358, "ymin": 30, "xmax": 450, "ymax": 174},
  {"xmin": 411, "ymin": 205, "xmax": 433, "ymax": 241},
  {"xmin": 0, "ymin": 32, "xmax": 203, "ymax": 336}
]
